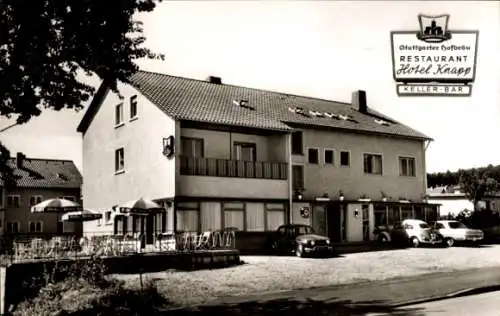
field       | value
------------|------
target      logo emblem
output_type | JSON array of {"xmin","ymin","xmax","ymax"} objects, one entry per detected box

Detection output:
[
  {"xmin": 391, "ymin": 14, "xmax": 479, "ymax": 96},
  {"xmin": 300, "ymin": 207, "xmax": 310, "ymax": 219}
]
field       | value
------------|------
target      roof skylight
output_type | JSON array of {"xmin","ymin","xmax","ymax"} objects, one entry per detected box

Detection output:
[
  {"xmin": 324, "ymin": 112, "xmax": 339, "ymax": 119},
  {"xmin": 374, "ymin": 119, "xmax": 390, "ymax": 126},
  {"xmin": 288, "ymin": 107, "xmax": 309, "ymax": 117},
  {"xmin": 233, "ymin": 99, "xmax": 255, "ymax": 110},
  {"xmin": 309, "ymin": 110, "xmax": 324, "ymax": 117},
  {"xmin": 56, "ymin": 173, "xmax": 68, "ymax": 181}
]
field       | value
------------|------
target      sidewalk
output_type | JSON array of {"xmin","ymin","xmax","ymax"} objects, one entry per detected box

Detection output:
[{"xmin": 209, "ymin": 266, "xmax": 500, "ymax": 307}]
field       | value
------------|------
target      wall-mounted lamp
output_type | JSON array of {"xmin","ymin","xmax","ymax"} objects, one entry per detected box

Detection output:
[
  {"xmin": 163, "ymin": 136, "xmax": 175, "ymax": 158},
  {"xmin": 338, "ymin": 190, "xmax": 345, "ymax": 201}
]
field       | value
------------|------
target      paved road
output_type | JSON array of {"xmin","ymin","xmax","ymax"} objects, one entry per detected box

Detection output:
[
  {"xmin": 213, "ymin": 266, "xmax": 500, "ymax": 307},
  {"xmin": 390, "ymin": 290, "xmax": 500, "ymax": 316}
]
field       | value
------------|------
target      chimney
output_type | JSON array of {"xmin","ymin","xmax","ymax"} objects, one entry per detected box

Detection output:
[
  {"xmin": 207, "ymin": 76, "xmax": 222, "ymax": 84},
  {"xmin": 352, "ymin": 90, "xmax": 367, "ymax": 114},
  {"xmin": 16, "ymin": 152, "xmax": 25, "ymax": 169}
]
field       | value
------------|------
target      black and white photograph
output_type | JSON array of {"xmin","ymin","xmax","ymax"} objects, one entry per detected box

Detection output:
[{"xmin": 0, "ymin": 0, "xmax": 499, "ymax": 315}]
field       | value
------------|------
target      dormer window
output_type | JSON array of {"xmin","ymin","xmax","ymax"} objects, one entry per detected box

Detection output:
[
  {"xmin": 339, "ymin": 114, "xmax": 350, "ymax": 121},
  {"xmin": 375, "ymin": 119, "xmax": 390, "ymax": 126},
  {"xmin": 233, "ymin": 99, "xmax": 255, "ymax": 110}
]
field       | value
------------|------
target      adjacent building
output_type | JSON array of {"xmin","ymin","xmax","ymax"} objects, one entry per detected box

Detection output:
[
  {"xmin": 77, "ymin": 70, "xmax": 439, "ymax": 248},
  {"xmin": 0, "ymin": 153, "xmax": 82, "ymax": 236}
]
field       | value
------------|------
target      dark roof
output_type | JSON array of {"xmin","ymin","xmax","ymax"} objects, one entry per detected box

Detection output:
[
  {"xmin": 78, "ymin": 70, "xmax": 431, "ymax": 140},
  {"xmin": 1, "ymin": 158, "xmax": 82, "ymax": 189}
]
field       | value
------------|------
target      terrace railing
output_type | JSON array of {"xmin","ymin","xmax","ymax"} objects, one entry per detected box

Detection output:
[
  {"xmin": 180, "ymin": 156, "xmax": 288, "ymax": 180},
  {"xmin": 0, "ymin": 229, "xmax": 237, "ymax": 264}
]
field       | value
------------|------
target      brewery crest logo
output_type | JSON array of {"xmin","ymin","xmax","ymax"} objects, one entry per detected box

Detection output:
[{"xmin": 391, "ymin": 14, "xmax": 478, "ymax": 96}]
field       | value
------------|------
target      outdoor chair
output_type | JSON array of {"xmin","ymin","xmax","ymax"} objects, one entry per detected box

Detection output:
[{"xmin": 194, "ymin": 231, "xmax": 211, "ymax": 250}]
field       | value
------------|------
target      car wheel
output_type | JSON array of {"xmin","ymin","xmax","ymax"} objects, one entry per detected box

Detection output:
[
  {"xmin": 296, "ymin": 244, "xmax": 304, "ymax": 258},
  {"xmin": 377, "ymin": 234, "xmax": 389, "ymax": 244},
  {"xmin": 444, "ymin": 238, "xmax": 455, "ymax": 247},
  {"xmin": 410, "ymin": 237, "xmax": 420, "ymax": 248}
]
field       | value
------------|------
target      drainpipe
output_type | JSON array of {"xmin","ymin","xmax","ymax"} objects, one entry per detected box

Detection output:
[
  {"xmin": 287, "ymin": 132, "xmax": 293, "ymax": 224},
  {"xmin": 422, "ymin": 139, "xmax": 432, "ymax": 195}
]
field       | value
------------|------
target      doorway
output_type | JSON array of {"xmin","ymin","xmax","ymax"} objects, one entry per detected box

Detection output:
[
  {"xmin": 326, "ymin": 204, "xmax": 342, "ymax": 242},
  {"xmin": 312, "ymin": 205, "xmax": 327, "ymax": 236},
  {"xmin": 362, "ymin": 204, "xmax": 370, "ymax": 241}
]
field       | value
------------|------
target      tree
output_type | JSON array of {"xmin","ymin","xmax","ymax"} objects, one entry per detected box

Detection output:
[
  {"xmin": 459, "ymin": 168, "xmax": 500, "ymax": 211},
  {"xmin": 0, "ymin": 0, "xmax": 164, "ymax": 189}
]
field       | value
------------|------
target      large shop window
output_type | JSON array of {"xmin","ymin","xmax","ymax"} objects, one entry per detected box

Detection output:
[
  {"xmin": 246, "ymin": 203, "xmax": 265, "ymax": 231},
  {"xmin": 387, "ymin": 205, "xmax": 400, "ymax": 228},
  {"xmin": 401, "ymin": 205, "xmax": 413, "ymax": 220},
  {"xmin": 176, "ymin": 202, "xmax": 199, "ymax": 233},
  {"xmin": 223, "ymin": 202, "xmax": 245, "ymax": 231},
  {"xmin": 414, "ymin": 206, "xmax": 425, "ymax": 220},
  {"xmin": 266, "ymin": 203, "xmax": 285, "ymax": 231}
]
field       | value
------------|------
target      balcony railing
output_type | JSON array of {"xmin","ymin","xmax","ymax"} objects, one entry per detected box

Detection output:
[{"xmin": 180, "ymin": 156, "xmax": 288, "ymax": 180}]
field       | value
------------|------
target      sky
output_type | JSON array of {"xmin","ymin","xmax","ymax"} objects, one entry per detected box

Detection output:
[{"xmin": 0, "ymin": 1, "xmax": 499, "ymax": 174}]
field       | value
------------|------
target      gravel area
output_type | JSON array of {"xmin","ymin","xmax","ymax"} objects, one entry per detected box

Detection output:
[{"xmin": 114, "ymin": 245, "xmax": 500, "ymax": 307}]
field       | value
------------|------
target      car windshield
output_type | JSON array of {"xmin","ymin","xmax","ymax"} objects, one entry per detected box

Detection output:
[
  {"xmin": 297, "ymin": 226, "xmax": 315, "ymax": 235},
  {"xmin": 448, "ymin": 221, "xmax": 468, "ymax": 229},
  {"xmin": 419, "ymin": 223, "xmax": 430, "ymax": 229}
]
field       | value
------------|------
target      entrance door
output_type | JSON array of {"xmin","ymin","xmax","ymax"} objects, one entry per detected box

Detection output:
[
  {"xmin": 362, "ymin": 204, "xmax": 370, "ymax": 241},
  {"xmin": 326, "ymin": 204, "xmax": 342, "ymax": 242},
  {"xmin": 146, "ymin": 214, "xmax": 154, "ymax": 245},
  {"xmin": 312, "ymin": 205, "xmax": 327, "ymax": 236}
]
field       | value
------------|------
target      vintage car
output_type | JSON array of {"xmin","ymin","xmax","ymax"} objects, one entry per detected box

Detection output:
[
  {"xmin": 389, "ymin": 219, "xmax": 444, "ymax": 247},
  {"xmin": 432, "ymin": 220, "xmax": 484, "ymax": 247},
  {"xmin": 269, "ymin": 224, "xmax": 335, "ymax": 257}
]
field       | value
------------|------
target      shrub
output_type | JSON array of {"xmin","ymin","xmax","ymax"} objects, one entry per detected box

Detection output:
[{"xmin": 12, "ymin": 256, "xmax": 170, "ymax": 315}]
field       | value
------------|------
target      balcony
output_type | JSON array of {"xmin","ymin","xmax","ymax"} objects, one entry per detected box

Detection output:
[{"xmin": 179, "ymin": 156, "xmax": 288, "ymax": 180}]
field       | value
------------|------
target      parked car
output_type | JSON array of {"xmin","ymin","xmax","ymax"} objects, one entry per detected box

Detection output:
[
  {"xmin": 432, "ymin": 220, "xmax": 484, "ymax": 247},
  {"xmin": 390, "ymin": 219, "xmax": 444, "ymax": 247},
  {"xmin": 269, "ymin": 224, "xmax": 335, "ymax": 257}
]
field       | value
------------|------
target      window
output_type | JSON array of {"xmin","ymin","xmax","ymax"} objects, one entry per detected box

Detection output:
[
  {"xmin": 307, "ymin": 148, "xmax": 319, "ymax": 164},
  {"xmin": 233, "ymin": 142, "xmax": 256, "ymax": 162},
  {"xmin": 63, "ymin": 196, "xmax": 76, "ymax": 202},
  {"xmin": 6, "ymin": 222, "xmax": 19, "ymax": 233},
  {"xmin": 399, "ymin": 157, "xmax": 416, "ymax": 177},
  {"xmin": 223, "ymin": 202, "xmax": 245, "ymax": 231},
  {"xmin": 340, "ymin": 151, "xmax": 350, "ymax": 167},
  {"xmin": 105, "ymin": 211, "xmax": 112, "ymax": 224},
  {"xmin": 435, "ymin": 223, "xmax": 445, "ymax": 229},
  {"xmin": 292, "ymin": 165, "xmax": 304, "ymax": 190},
  {"xmin": 363, "ymin": 153, "xmax": 383, "ymax": 175},
  {"xmin": 29, "ymin": 221, "xmax": 43, "ymax": 233},
  {"xmin": 30, "ymin": 195, "xmax": 43, "ymax": 206},
  {"xmin": 7, "ymin": 195, "xmax": 20, "ymax": 208},
  {"xmin": 324, "ymin": 149, "xmax": 334, "ymax": 165},
  {"xmin": 181, "ymin": 137, "xmax": 204, "ymax": 158},
  {"xmin": 130, "ymin": 95, "xmax": 138, "ymax": 119},
  {"xmin": 115, "ymin": 103, "xmax": 123, "ymax": 126},
  {"xmin": 291, "ymin": 131, "xmax": 303, "ymax": 155},
  {"xmin": 115, "ymin": 148, "xmax": 124, "ymax": 173},
  {"xmin": 176, "ymin": 202, "xmax": 199, "ymax": 233},
  {"xmin": 266, "ymin": 203, "xmax": 285, "ymax": 231}
]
